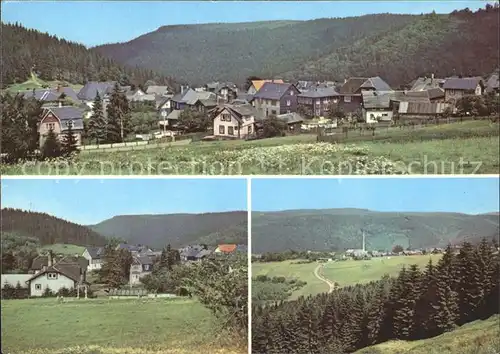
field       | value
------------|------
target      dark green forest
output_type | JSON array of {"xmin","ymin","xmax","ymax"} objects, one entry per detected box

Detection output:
[
  {"xmin": 94, "ymin": 6, "xmax": 498, "ymax": 86},
  {"xmin": 251, "ymin": 209, "xmax": 500, "ymax": 253},
  {"xmin": 252, "ymin": 240, "xmax": 500, "ymax": 354},
  {"xmin": 1, "ymin": 208, "xmax": 107, "ymax": 246},
  {"xmin": 1, "ymin": 23, "xmax": 177, "ymax": 89},
  {"xmin": 89, "ymin": 211, "xmax": 248, "ymax": 248}
]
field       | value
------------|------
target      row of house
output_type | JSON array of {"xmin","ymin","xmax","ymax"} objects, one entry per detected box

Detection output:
[{"xmin": 25, "ymin": 69, "xmax": 500, "ymax": 145}]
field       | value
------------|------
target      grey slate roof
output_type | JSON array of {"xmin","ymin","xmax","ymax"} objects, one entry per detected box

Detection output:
[
  {"xmin": 146, "ymin": 86, "xmax": 171, "ymax": 96},
  {"xmin": 23, "ymin": 87, "xmax": 80, "ymax": 102},
  {"xmin": 398, "ymin": 101, "xmax": 450, "ymax": 114},
  {"xmin": 136, "ymin": 255, "xmax": 154, "ymax": 265},
  {"xmin": 166, "ymin": 110, "xmax": 182, "ymax": 120},
  {"xmin": 86, "ymin": 247, "xmax": 105, "ymax": 259},
  {"xmin": 77, "ymin": 81, "xmax": 116, "ymax": 101},
  {"xmin": 46, "ymin": 107, "xmax": 85, "ymax": 131},
  {"xmin": 298, "ymin": 87, "xmax": 338, "ymax": 98},
  {"xmin": 339, "ymin": 77, "xmax": 392, "ymax": 95},
  {"xmin": 363, "ymin": 90, "xmax": 434, "ymax": 109},
  {"xmin": 410, "ymin": 77, "xmax": 446, "ymax": 91},
  {"xmin": 171, "ymin": 89, "xmax": 217, "ymax": 105},
  {"xmin": 360, "ymin": 76, "xmax": 392, "ymax": 91},
  {"xmin": 253, "ymin": 82, "xmax": 296, "ymax": 100},
  {"xmin": 443, "ymin": 78, "xmax": 483, "ymax": 90}
]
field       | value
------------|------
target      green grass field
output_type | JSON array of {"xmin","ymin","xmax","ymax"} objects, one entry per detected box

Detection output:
[
  {"xmin": 252, "ymin": 254, "xmax": 443, "ymax": 299},
  {"xmin": 4, "ymin": 73, "xmax": 84, "ymax": 93},
  {"xmin": 355, "ymin": 315, "xmax": 500, "ymax": 354},
  {"xmin": 2, "ymin": 120, "xmax": 498, "ymax": 175},
  {"xmin": 38, "ymin": 243, "xmax": 86, "ymax": 255},
  {"xmin": 1, "ymin": 297, "xmax": 245, "ymax": 354}
]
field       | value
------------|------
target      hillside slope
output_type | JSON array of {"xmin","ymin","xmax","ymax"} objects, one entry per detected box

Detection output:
[
  {"xmin": 1, "ymin": 208, "xmax": 107, "ymax": 246},
  {"xmin": 355, "ymin": 315, "xmax": 500, "ymax": 354},
  {"xmin": 282, "ymin": 8, "xmax": 500, "ymax": 85},
  {"xmin": 93, "ymin": 14, "xmax": 417, "ymax": 85},
  {"xmin": 1, "ymin": 23, "xmax": 176, "ymax": 90},
  {"xmin": 93, "ymin": 6, "xmax": 498, "ymax": 86},
  {"xmin": 251, "ymin": 209, "xmax": 499, "ymax": 253},
  {"xmin": 89, "ymin": 211, "xmax": 248, "ymax": 248}
]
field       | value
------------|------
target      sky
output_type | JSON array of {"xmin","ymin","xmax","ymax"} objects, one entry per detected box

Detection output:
[
  {"xmin": 1, "ymin": 178, "xmax": 248, "ymax": 225},
  {"xmin": 2, "ymin": 1, "xmax": 490, "ymax": 47},
  {"xmin": 252, "ymin": 178, "xmax": 500, "ymax": 214}
]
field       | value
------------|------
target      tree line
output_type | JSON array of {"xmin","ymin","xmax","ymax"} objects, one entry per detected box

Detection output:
[
  {"xmin": 252, "ymin": 240, "xmax": 500, "ymax": 354},
  {"xmin": 1, "ymin": 22, "xmax": 176, "ymax": 89}
]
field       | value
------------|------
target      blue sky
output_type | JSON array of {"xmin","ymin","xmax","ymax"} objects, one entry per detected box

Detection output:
[
  {"xmin": 2, "ymin": 1, "xmax": 489, "ymax": 47},
  {"xmin": 1, "ymin": 178, "xmax": 247, "ymax": 225},
  {"xmin": 252, "ymin": 178, "xmax": 500, "ymax": 214}
]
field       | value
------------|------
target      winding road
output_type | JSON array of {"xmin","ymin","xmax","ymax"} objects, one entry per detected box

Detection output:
[{"xmin": 314, "ymin": 264, "xmax": 336, "ymax": 293}]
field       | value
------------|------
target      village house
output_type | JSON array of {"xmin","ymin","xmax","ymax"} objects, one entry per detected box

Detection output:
[
  {"xmin": 169, "ymin": 88, "xmax": 218, "ymax": 113},
  {"xmin": 125, "ymin": 88, "xmax": 155, "ymax": 102},
  {"xmin": 129, "ymin": 255, "xmax": 154, "ymax": 285},
  {"xmin": 77, "ymin": 81, "xmax": 116, "ymax": 104},
  {"xmin": 212, "ymin": 103, "xmax": 263, "ymax": 139},
  {"xmin": 23, "ymin": 85, "xmax": 80, "ymax": 106},
  {"xmin": 297, "ymin": 87, "xmax": 339, "ymax": 118},
  {"xmin": 247, "ymin": 79, "xmax": 284, "ymax": 95},
  {"xmin": 205, "ymin": 82, "xmax": 238, "ymax": 102},
  {"xmin": 276, "ymin": 112, "xmax": 305, "ymax": 132},
  {"xmin": 38, "ymin": 106, "xmax": 84, "ymax": 147},
  {"xmin": 82, "ymin": 247, "xmax": 105, "ymax": 271},
  {"xmin": 442, "ymin": 77, "xmax": 484, "ymax": 102},
  {"xmin": 252, "ymin": 82, "xmax": 300, "ymax": 117},
  {"xmin": 337, "ymin": 76, "xmax": 392, "ymax": 113},
  {"xmin": 26, "ymin": 251, "xmax": 89, "ymax": 297},
  {"xmin": 179, "ymin": 245, "xmax": 213, "ymax": 262}
]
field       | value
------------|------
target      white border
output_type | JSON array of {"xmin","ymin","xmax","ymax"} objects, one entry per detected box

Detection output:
[{"xmin": 247, "ymin": 177, "xmax": 252, "ymax": 354}]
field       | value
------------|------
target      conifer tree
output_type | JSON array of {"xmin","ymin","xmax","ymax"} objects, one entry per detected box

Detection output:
[
  {"xmin": 106, "ymin": 83, "xmax": 131, "ymax": 143},
  {"xmin": 60, "ymin": 120, "xmax": 79, "ymax": 156},
  {"xmin": 456, "ymin": 242, "xmax": 483, "ymax": 324},
  {"xmin": 87, "ymin": 92, "xmax": 106, "ymax": 144},
  {"xmin": 42, "ymin": 128, "xmax": 61, "ymax": 158}
]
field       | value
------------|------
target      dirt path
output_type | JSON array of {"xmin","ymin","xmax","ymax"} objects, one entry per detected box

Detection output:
[{"xmin": 314, "ymin": 264, "xmax": 336, "ymax": 293}]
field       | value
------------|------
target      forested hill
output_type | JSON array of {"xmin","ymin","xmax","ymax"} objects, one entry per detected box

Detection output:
[
  {"xmin": 1, "ymin": 23, "xmax": 177, "ymax": 89},
  {"xmin": 251, "ymin": 208, "xmax": 500, "ymax": 253},
  {"xmin": 1, "ymin": 208, "xmax": 107, "ymax": 246},
  {"xmin": 93, "ymin": 5, "xmax": 499, "ymax": 86},
  {"xmin": 89, "ymin": 211, "xmax": 248, "ymax": 249}
]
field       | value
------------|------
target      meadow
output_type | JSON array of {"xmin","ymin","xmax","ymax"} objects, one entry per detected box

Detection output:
[
  {"xmin": 355, "ymin": 315, "xmax": 500, "ymax": 354},
  {"xmin": 38, "ymin": 243, "xmax": 85, "ymax": 255},
  {"xmin": 1, "ymin": 297, "xmax": 246, "ymax": 354},
  {"xmin": 2, "ymin": 120, "xmax": 498, "ymax": 175},
  {"xmin": 252, "ymin": 254, "xmax": 443, "ymax": 299}
]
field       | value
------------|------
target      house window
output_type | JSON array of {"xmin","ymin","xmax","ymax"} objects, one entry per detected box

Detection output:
[
  {"xmin": 286, "ymin": 100, "xmax": 291, "ymax": 106},
  {"xmin": 144, "ymin": 265, "xmax": 149, "ymax": 270},
  {"xmin": 219, "ymin": 126, "xmax": 225, "ymax": 135},
  {"xmin": 222, "ymin": 113, "xmax": 231, "ymax": 122},
  {"xmin": 315, "ymin": 100, "xmax": 320, "ymax": 105},
  {"xmin": 228, "ymin": 126, "xmax": 234, "ymax": 135},
  {"xmin": 248, "ymin": 125, "xmax": 253, "ymax": 134},
  {"xmin": 271, "ymin": 110, "xmax": 277, "ymax": 115},
  {"xmin": 290, "ymin": 91, "xmax": 294, "ymax": 96},
  {"xmin": 47, "ymin": 273, "xmax": 58, "ymax": 279},
  {"xmin": 46, "ymin": 123, "xmax": 55, "ymax": 131},
  {"xmin": 344, "ymin": 96, "xmax": 351, "ymax": 103},
  {"xmin": 35, "ymin": 284, "xmax": 42, "ymax": 290}
]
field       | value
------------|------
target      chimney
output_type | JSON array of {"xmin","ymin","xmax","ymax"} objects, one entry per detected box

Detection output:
[
  {"xmin": 57, "ymin": 83, "xmax": 63, "ymax": 93},
  {"xmin": 48, "ymin": 250, "xmax": 53, "ymax": 267}
]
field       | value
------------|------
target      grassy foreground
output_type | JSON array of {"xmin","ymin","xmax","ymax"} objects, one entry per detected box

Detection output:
[
  {"xmin": 2, "ymin": 121, "xmax": 498, "ymax": 175},
  {"xmin": 1, "ymin": 298, "xmax": 245, "ymax": 354},
  {"xmin": 355, "ymin": 315, "xmax": 500, "ymax": 354},
  {"xmin": 252, "ymin": 255, "xmax": 443, "ymax": 299}
]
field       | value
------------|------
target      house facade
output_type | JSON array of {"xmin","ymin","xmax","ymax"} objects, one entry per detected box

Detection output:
[
  {"xmin": 38, "ymin": 106, "xmax": 84, "ymax": 147},
  {"xmin": 443, "ymin": 78, "xmax": 484, "ymax": 102},
  {"xmin": 129, "ymin": 255, "xmax": 154, "ymax": 285},
  {"xmin": 82, "ymin": 247, "xmax": 105, "ymax": 271},
  {"xmin": 297, "ymin": 87, "xmax": 338, "ymax": 118},
  {"xmin": 252, "ymin": 82, "xmax": 300, "ymax": 117},
  {"xmin": 27, "ymin": 267, "xmax": 77, "ymax": 296},
  {"xmin": 338, "ymin": 76, "xmax": 392, "ymax": 114},
  {"xmin": 212, "ymin": 104, "xmax": 262, "ymax": 139}
]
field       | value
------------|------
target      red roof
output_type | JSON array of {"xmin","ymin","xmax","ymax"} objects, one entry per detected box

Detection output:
[{"xmin": 217, "ymin": 244, "xmax": 237, "ymax": 253}]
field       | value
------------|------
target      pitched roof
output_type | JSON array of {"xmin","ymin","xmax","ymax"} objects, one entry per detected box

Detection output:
[
  {"xmin": 443, "ymin": 77, "xmax": 483, "ymax": 90},
  {"xmin": 276, "ymin": 112, "xmax": 304, "ymax": 124},
  {"xmin": 251, "ymin": 79, "xmax": 284, "ymax": 92},
  {"xmin": 30, "ymin": 255, "xmax": 49, "ymax": 270},
  {"xmin": 486, "ymin": 74, "xmax": 499, "ymax": 92},
  {"xmin": 146, "ymin": 85, "xmax": 171, "ymax": 95},
  {"xmin": 23, "ymin": 87, "xmax": 80, "ymax": 102},
  {"xmin": 196, "ymin": 249, "xmax": 212, "ymax": 258},
  {"xmin": 27, "ymin": 264, "xmax": 82, "ymax": 283},
  {"xmin": 339, "ymin": 77, "xmax": 392, "ymax": 95},
  {"xmin": 58, "ymin": 255, "xmax": 89, "ymax": 271},
  {"xmin": 77, "ymin": 81, "xmax": 116, "ymax": 101},
  {"xmin": 85, "ymin": 247, "xmax": 105, "ymax": 259},
  {"xmin": 427, "ymin": 88, "xmax": 445, "ymax": 100},
  {"xmin": 410, "ymin": 77, "xmax": 446, "ymax": 91},
  {"xmin": 298, "ymin": 87, "xmax": 338, "ymax": 98},
  {"xmin": 253, "ymin": 82, "xmax": 296, "ymax": 100},
  {"xmin": 212, "ymin": 103, "xmax": 261, "ymax": 123},
  {"xmin": 166, "ymin": 109, "xmax": 182, "ymax": 120},
  {"xmin": 136, "ymin": 255, "xmax": 154, "ymax": 265},
  {"xmin": 172, "ymin": 89, "xmax": 217, "ymax": 105},
  {"xmin": 45, "ymin": 107, "xmax": 85, "ymax": 131},
  {"xmin": 116, "ymin": 243, "xmax": 141, "ymax": 252},
  {"xmin": 398, "ymin": 101, "xmax": 450, "ymax": 114},
  {"xmin": 217, "ymin": 244, "xmax": 237, "ymax": 253}
]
